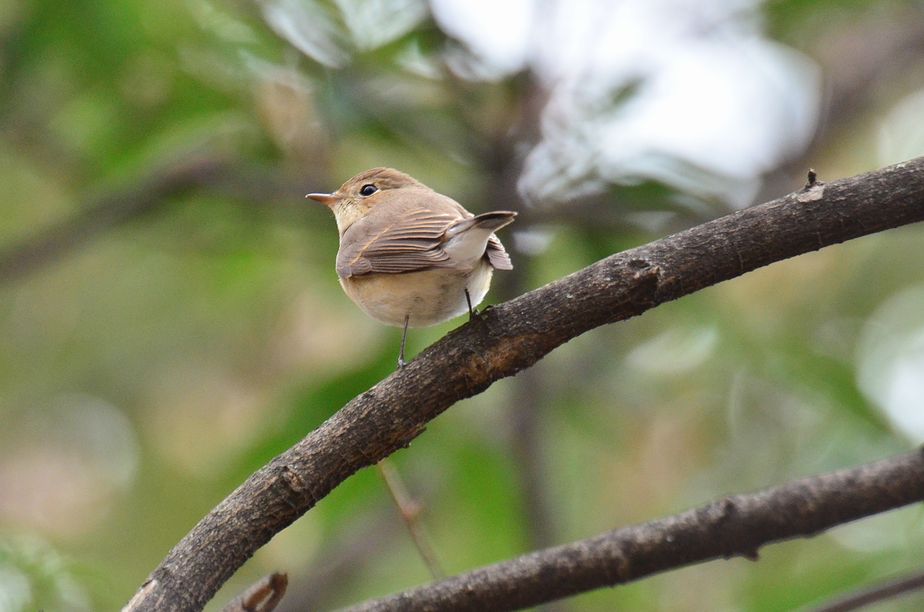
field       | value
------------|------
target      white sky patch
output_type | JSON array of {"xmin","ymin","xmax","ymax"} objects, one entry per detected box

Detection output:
[
  {"xmin": 430, "ymin": 0, "xmax": 821, "ymax": 206},
  {"xmin": 626, "ymin": 326, "xmax": 719, "ymax": 375},
  {"xmin": 877, "ymin": 87, "xmax": 924, "ymax": 166},
  {"xmin": 858, "ymin": 286, "xmax": 924, "ymax": 443},
  {"xmin": 512, "ymin": 227, "xmax": 555, "ymax": 256},
  {"xmin": 429, "ymin": 0, "xmax": 535, "ymax": 74},
  {"xmin": 596, "ymin": 39, "xmax": 819, "ymax": 179}
]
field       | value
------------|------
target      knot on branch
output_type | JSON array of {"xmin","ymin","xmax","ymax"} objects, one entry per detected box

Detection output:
[{"xmin": 275, "ymin": 464, "xmax": 316, "ymax": 511}]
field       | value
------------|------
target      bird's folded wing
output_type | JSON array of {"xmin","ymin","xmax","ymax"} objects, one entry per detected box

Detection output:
[
  {"xmin": 336, "ymin": 208, "xmax": 456, "ymax": 277},
  {"xmin": 486, "ymin": 235, "xmax": 513, "ymax": 270}
]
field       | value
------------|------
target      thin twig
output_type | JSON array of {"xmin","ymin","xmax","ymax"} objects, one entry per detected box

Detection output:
[
  {"xmin": 377, "ymin": 459, "xmax": 445, "ymax": 579},
  {"xmin": 815, "ymin": 569, "xmax": 924, "ymax": 612},
  {"xmin": 279, "ymin": 506, "xmax": 405, "ymax": 610},
  {"xmin": 221, "ymin": 572, "xmax": 287, "ymax": 612}
]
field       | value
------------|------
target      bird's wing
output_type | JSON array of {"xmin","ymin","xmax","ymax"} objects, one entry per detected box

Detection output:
[
  {"xmin": 336, "ymin": 207, "xmax": 457, "ymax": 278},
  {"xmin": 486, "ymin": 235, "xmax": 513, "ymax": 270}
]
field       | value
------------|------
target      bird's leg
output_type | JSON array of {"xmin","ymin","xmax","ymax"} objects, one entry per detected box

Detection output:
[
  {"xmin": 465, "ymin": 289, "xmax": 476, "ymax": 321},
  {"xmin": 398, "ymin": 315, "xmax": 410, "ymax": 368}
]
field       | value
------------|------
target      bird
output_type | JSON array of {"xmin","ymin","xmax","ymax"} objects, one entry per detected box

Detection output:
[{"xmin": 306, "ymin": 167, "xmax": 516, "ymax": 367}]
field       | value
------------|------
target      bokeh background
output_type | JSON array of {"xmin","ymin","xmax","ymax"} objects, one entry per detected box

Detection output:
[{"xmin": 2, "ymin": 0, "xmax": 924, "ymax": 610}]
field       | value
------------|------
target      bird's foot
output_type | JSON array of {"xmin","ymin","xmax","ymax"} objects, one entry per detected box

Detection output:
[
  {"xmin": 397, "ymin": 315, "xmax": 409, "ymax": 368},
  {"xmin": 469, "ymin": 303, "xmax": 494, "ymax": 322},
  {"xmin": 465, "ymin": 289, "xmax": 482, "ymax": 322}
]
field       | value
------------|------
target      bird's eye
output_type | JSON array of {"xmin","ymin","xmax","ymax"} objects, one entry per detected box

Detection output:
[{"xmin": 359, "ymin": 184, "xmax": 378, "ymax": 197}]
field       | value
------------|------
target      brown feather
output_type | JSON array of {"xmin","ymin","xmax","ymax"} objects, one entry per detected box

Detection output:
[
  {"xmin": 336, "ymin": 201, "xmax": 457, "ymax": 278},
  {"xmin": 486, "ymin": 235, "xmax": 513, "ymax": 270},
  {"xmin": 332, "ymin": 170, "xmax": 514, "ymax": 278}
]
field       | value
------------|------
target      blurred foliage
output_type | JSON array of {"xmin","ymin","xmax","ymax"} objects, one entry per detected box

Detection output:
[{"xmin": 2, "ymin": 0, "xmax": 924, "ymax": 610}]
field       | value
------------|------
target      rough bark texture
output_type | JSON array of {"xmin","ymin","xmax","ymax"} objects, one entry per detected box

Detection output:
[
  {"xmin": 124, "ymin": 156, "xmax": 924, "ymax": 611},
  {"xmin": 344, "ymin": 449, "xmax": 924, "ymax": 611}
]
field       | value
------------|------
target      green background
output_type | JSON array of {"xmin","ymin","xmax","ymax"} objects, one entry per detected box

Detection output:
[{"xmin": 2, "ymin": 1, "xmax": 924, "ymax": 610}]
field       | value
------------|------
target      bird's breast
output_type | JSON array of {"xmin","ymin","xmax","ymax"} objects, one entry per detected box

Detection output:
[{"xmin": 339, "ymin": 263, "xmax": 493, "ymax": 328}]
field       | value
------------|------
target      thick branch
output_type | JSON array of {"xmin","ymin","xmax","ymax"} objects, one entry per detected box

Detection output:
[
  {"xmin": 125, "ymin": 156, "xmax": 924, "ymax": 611},
  {"xmin": 343, "ymin": 449, "xmax": 924, "ymax": 611}
]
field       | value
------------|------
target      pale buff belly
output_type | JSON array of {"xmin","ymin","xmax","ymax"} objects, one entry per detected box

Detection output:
[{"xmin": 339, "ymin": 263, "xmax": 494, "ymax": 328}]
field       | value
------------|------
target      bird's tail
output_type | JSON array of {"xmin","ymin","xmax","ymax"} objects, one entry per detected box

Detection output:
[
  {"xmin": 446, "ymin": 211, "xmax": 517, "ymax": 236},
  {"xmin": 443, "ymin": 211, "xmax": 517, "ymax": 268}
]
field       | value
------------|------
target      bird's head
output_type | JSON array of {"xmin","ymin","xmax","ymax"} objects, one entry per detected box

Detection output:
[{"xmin": 306, "ymin": 167, "xmax": 422, "ymax": 235}]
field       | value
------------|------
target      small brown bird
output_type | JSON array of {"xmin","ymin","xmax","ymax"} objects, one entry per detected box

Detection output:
[{"xmin": 307, "ymin": 168, "xmax": 516, "ymax": 367}]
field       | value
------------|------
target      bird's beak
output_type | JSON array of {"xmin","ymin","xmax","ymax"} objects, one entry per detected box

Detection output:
[{"xmin": 305, "ymin": 192, "xmax": 338, "ymax": 207}]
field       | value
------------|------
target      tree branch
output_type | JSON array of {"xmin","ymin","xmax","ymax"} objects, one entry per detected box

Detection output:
[
  {"xmin": 815, "ymin": 568, "xmax": 924, "ymax": 612},
  {"xmin": 0, "ymin": 157, "xmax": 226, "ymax": 285},
  {"xmin": 0, "ymin": 155, "xmax": 309, "ymax": 286},
  {"xmin": 343, "ymin": 448, "xmax": 924, "ymax": 611},
  {"xmin": 124, "ymin": 156, "xmax": 924, "ymax": 611},
  {"xmin": 377, "ymin": 459, "xmax": 445, "ymax": 579},
  {"xmin": 221, "ymin": 572, "xmax": 287, "ymax": 612}
]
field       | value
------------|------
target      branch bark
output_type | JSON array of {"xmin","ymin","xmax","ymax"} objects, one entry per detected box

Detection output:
[
  {"xmin": 124, "ymin": 156, "xmax": 924, "ymax": 611},
  {"xmin": 343, "ymin": 449, "xmax": 924, "ymax": 611}
]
